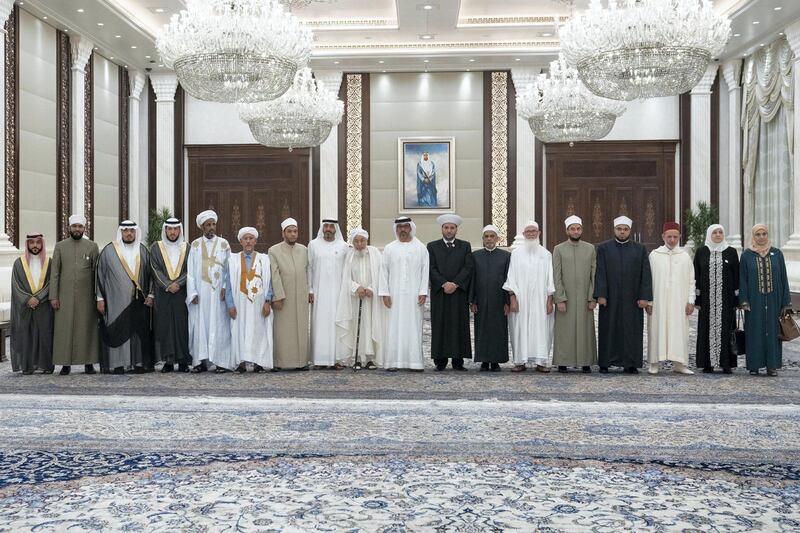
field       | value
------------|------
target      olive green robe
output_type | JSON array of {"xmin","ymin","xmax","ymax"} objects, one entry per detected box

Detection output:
[
  {"xmin": 552, "ymin": 240, "xmax": 597, "ymax": 367},
  {"xmin": 268, "ymin": 241, "xmax": 310, "ymax": 369},
  {"xmin": 49, "ymin": 237, "xmax": 100, "ymax": 365}
]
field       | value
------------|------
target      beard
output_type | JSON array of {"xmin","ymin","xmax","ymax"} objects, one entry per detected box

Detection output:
[
  {"xmin": 167, "ymin": 234, "xmax": 180, "ymax": 243},
  {"xmin": 70, "ymin": 231, "xmax": 83, "ymax": 240},
  {"xmin": 28, "ymin": 247, "xmax": 41, "ymax": 255},
  {"xmin": 569, "ymin": 235, "xmax": 581, "ymax": 242},
  {"xmin": 616, "ymin": 235, "xmax": 630, "ymax": 242}
]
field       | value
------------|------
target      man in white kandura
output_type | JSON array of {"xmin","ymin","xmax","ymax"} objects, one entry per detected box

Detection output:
[
  {"xmin": 504, "ymin": 221, "xmax": 555, "ymax": 373},
  {"xmin": 226, "ymin": 227, "xmax": 273, "ymax": 373},
  {"xmin": 647, "ymin": 221, "xmax": 696, "ymax": 375},
  {"xmin": 308, "ymin": 218, "xmax": 349, "ymax": 369},
  {"xmin": 186, "ymin": 209, "xmax": 232, "ymax": 373},
  {"xmin": 335, "ymin": 228, "xmax": 385, "ymax": 370},
  {"xmin": 379, "ymin": 216, "xmax": 429, "ymax": 371}
]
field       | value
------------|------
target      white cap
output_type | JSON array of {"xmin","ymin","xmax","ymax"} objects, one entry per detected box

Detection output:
[
  {"xmin": 350, "ymin": 228, "xmax": 369, "ymax": 240},
  {"xmin": 613, "ymin": 215, "xmax": 633, "ymax": 228},
  {"xmin": 564, "ymin": 215, "xmax": 582, "ymax": 229},
  {"xmin": 281, "ymin": 218, "xmax": 298, "ymax": 231},
  {"xmin": 237, "ymin": 227, "xmax": 258, "ymax": 241},
  {"xmin": 196, "ymin": 210, "xmax": 217, "ymax": 229},
  {"xmin": 482, "ymin": 224, "xmax": 499, "ymax": 235},
  {"xmin": 436, "ymin": 214, "xmax": 463, "ymax": 226},
  {"xmin": 523, "ymin": 220, "xmax": 539, "ymax": 231},
  {"xmin": 69, "ymin": 214, "xmax": 87, "ymax": 226}
]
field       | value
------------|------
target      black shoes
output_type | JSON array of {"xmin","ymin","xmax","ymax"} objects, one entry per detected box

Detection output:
[
  {"xmin": 702, "ymin": 367, "xmax": 714, "ymax": 374},
  {"xmin": 161, "ymin": 364, "xmax": 174, "ymax": 374},
  {"xmin": 582, "ymin": 366, "xmax": 591, "ymax": 373},
  {"xmin": 178, "ymin": 363, "xmax": 190, "ymax": 373},
  {"xmin": 599, "ymin": 367, "xmax": 608, "ymax": 374},
  {"xmin": 624, "ymin": 367, "xmax": 639, "ymax": 374},
  {"xmin": 480, "ymin": 363, "xmax": 490, "ymax": 372},
  {"xmin": 722, "ymin": 367, "xmax": 732, "ymax": 374},
  {"xmin": 557, "ymin": 366, "xmax": 568, "ymax": 373},
  {"xmin": 112, "ymin": 367, "xmax": 125, "ymax": 375},
  {"xmin": 191, "ymin": 363, "xmax": 208, "ymax": 373},
  {"xmin": 59, "ymin": 366, "xmax": 71, "ymax": 376},
  {"xmin": 491, "ymin": 363, "xmax": 501, "ymax": 372}
]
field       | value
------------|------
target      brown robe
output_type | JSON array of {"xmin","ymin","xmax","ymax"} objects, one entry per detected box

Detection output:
[{"xmin": 268, "ymin": 241, "xmax": 310, "ymax": 368}]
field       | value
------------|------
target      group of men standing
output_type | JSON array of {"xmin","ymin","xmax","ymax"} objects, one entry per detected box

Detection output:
[{"xmin": 10, "ymin": 208, "xmax": 701, "ymax": 375}]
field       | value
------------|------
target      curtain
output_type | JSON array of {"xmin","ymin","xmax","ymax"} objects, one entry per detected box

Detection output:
[{"xmin": 742, "ymin": 37, "xmax": 794, "ymax": 247}]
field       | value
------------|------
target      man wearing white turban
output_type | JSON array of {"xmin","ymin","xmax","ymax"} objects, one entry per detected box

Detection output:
[
  {"xmin": 268, "ymin": 217, "xmax": 311, "ymax": 370},
  {"xmin": 308, "ymin": 218, "xmax": 349, "ymax": 369},
  {"xmin": 225, "ymin": 227, "xmax": 273, "ymax": 372},
  {"xmin": 379, "ymin": 216, "xmax": 429, "ymax": 371},
  {"xmin": 504, "ymin": 221, "xmax": 555, "ymax": 372},
  {"xmin": 49, "ymin": 213, "xmax": 100, "ymax": 374},
  {"xmin": 335, "ymin": 228, "xmax": 385, "ymax": 369},
  {"xmin": 186, "ymin": 209, "xmax": 232, "ymax": 372}
]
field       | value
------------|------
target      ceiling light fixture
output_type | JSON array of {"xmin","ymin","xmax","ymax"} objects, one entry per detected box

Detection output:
[
  {"xmin": 97, "ymin": 23, "xmax": 104, "ymax": 26},
  {"xmin": 115, "ymin": 35, "xmax": 121, "ymax": 38},
  {"xmin": 155, "ymin": 8, "xmax": 165, "ymax": 13},
  {"xmin": 775, "ymin": 6, "xmax": 782, "ymax": 11},
  {"xmin": 378, "ymin": 60, "xmax": 384, "ymax": 64},
  {"xmin": 77, "ymin": 9, "xmax": 84, "ymax": 13},
  {"xmin": 753, "ymin": 21, "xmax": 760, "ymax": 24},
  {"xmin": 423, "ymin": 5, "xmax": 433, "ymax": 10}
]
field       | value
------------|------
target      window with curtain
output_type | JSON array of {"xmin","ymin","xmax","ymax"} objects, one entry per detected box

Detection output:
[{"xmin": 742, "ymin": 37, "xmax": 794, "ymax": 247}]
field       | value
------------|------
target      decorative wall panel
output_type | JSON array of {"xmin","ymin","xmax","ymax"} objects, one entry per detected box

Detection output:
[
  {"xmin": 4, "ymin": 5, "xmax": 18, "ymax": 245},
  {"xmin": 56, "ymin": 30, "xmax": 71, "ymax": 240}
]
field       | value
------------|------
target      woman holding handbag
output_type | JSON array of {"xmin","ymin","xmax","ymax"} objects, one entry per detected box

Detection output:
[
  {"xmin": 739, "ymin": 224, "xmax": 792, "ymax": 376},
  {"xmin": 694, "ymin": 225, "xmax": 739, "ymax": 374}
]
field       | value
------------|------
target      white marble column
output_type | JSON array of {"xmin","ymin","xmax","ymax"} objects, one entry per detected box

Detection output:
[
  {"xmin": 780, "ymin": 22, "xmax": 800, "ymax": 289},
  {"xmin": 69, "ymin": 35, "xmax": 94, "ymax": 218},
  {"xmin": 721, "ymin": 60, "xmax": 743, "ymax": 251},
  {"xmin": 149, "ymin": 73, "xmax": 178, "ymax": 213},
  {"xmin": 689, "ymin": 64, "xmax": 719, "ymax": 209},
  {"xmin": 511, "ymin": 68, "xmax": 538, "ymax": 247},
  {"xmin": 314, "ymin": 70, "xmax": 343, "ymax": 220},
  {"xmin": 128, "ymin": 70, "xmax": 146, "ymax": 225},
  {"xmin": 0, "ymin": 0, "xmax": 17, "ymax": 256}
]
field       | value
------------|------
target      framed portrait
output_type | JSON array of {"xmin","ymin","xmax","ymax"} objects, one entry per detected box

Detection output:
[{"xmin": 398, "ymin": 136, "xmax": 456, "ymax": 214}]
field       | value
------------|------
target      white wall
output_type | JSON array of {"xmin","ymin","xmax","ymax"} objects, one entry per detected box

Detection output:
[
  {"xmin": 18, "ymin": 9, "xmax": 57, "ymax": 247},
  {"xmin": 604, "ymin": 96, "xmax": 680, "ymax": 141},
  {"xmin": 93, "ymin": 54, "xmax": 119, "ymax": 247},
  {"xmin": 370, "ymin": 72, "xmax": 484, "ymax": 246},
  {"xmin": 185, "ymin": 95, "xmax": 255, "ymax": 145}
]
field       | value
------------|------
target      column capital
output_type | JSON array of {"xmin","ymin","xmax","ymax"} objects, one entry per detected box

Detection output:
[
  {"xmin": 690, "ymin": 64, "xmax": 719, "ymax": 96},
  {"xmin": 129, "ymin": 70, "xmax": 146, "ymax": 100},
  {"xmin": 0, "ymin": 0, "xmax": 14, "ymax": 25},
  {"xmin": 511, "ymin": 67, "xmax": 540, "ymax": 93},
  {"xmin": 149, "ymin": 73, "xmax": 179, "ymax": 102},
  {"xmin": 69, "ymin": 35, "xmax": 94, "ymax": 72},
  {"xmin": 784, "ymin": 20, "xmax": 800, "ymax": 57},
  {"xmin": 313, "ymin": 70, "xmax": 343, "ymax": 96},
  {"xmin": 721, "ymin": 59, "xmax": 742, "ymax": 90}
]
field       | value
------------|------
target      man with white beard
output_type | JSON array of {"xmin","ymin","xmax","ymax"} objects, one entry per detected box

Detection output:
[
  {"xmin": 379, "ymin": 217, "xmax": 429, "ymax": 371},
  {"xmin": 504, "ymin": 221, "xmax": 555, "ymax": 372},
  {"xmin": 308, "ymin": 218, "xmax": 349, "ymax": 369},
  {"xmin": 335, "ymin": 228, "xmax": 385, "ymax": 369},
  {"xmin": 186, "ymin": 210, "xmax": 232, "ymax": 373}
]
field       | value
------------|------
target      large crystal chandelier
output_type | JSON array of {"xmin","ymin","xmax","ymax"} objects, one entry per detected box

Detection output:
[
  {"xmin": 517, "ymin": 57, "xmax": 626, "ymax": 144},
  {"xmin": 156, "ymin": 0, "xmax": 313, "ymax": 103},
  {"xmin": 559, "ymin": 0, "xmax": 731, "ymax": 101},
  {"xmin": 239, "ymin": 68, "xmax": 344, "ymax": 151}
]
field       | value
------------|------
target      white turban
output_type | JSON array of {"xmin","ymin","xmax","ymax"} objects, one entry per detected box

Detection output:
[
  {"xmin": 564, "ymin": 215, "xmax": 582, "ymax": 229},
  {"xmin": 436, "ymin": 214, "xmax": 463, "ymax": 227},
  {"xmin": 281, "ymin": 218, "xmax": 298, "ymax": 231},
  {"xmin": 350, "ymin": 228, "xmax": 369, "ymax": 241},
  {"xmin": 69, "ymin": 214, "xmax": 87, "ymax": 226},
  {"xmin": 196, "ymin": 210, "xmax": 217, "ymax": 229},
  {"xmin": 237, "ymin": 227, "xmax": 258, "ymax": 241},
  {"xmin": 523, "ymin": 220, "xmax": 539, "ymax": 231},
  {"xmin": 482, "ymin": 224, "xmax": 499, "ymax": 235},
  {"xmin": 613, "ymin": 215, "xmax": 633, "ymax": 228}
]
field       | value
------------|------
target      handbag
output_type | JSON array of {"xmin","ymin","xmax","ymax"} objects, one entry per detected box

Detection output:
[
  {"xmin": 730, "ymin": 309, "xmax": 746, "ymax": 355},
  {"xmin": 779, "ymin": 310, "xmax": 800, "ymax": 342}
]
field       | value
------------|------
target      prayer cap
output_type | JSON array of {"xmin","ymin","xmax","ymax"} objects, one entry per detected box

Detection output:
[
  {"xmin": 237, "ymin": 226, "xmax": 258, "ymax": 240},
  {"xmin": 350, "ymin": 228, "xmax": 369, "ymax": 240},
  {"xmin": 482, "ymin": 224, "xmax": 499, "ymax": 235},
  {"xmin": 613, "ymin": 215, "xmax": 633, "ymax": 228},
  {"xmin": 436, "ymin": 214, "xmax": 463, "ymax": 227},
  {"xmin": 196, "ymin": 210, "xmax": 217, "ymax": 228},
  {"xmin": 564, "ymin": 215, "xmax": 582, "ymax": 228},
  {"xmin": 281, "ymin": 217, "xmax": 298, "ymax": 231},
  {"xmin": 69, "ymin": 214, "xmax": 87, "ymax": 226},
  {"xmin": 523, "ymin": 220, "xmax": 539, "ymax": 231},
  {"xmin": 164, "ymin": 217, "xmax": 181, "ymax": 227},
  {"xmin": 662, "ymin": 221, "xmax": 681, "ymax": 233}
]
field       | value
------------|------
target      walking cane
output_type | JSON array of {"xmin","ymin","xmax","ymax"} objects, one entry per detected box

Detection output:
[{"xmin": 352, "ymin": 298, "xmax": 364, "ymax": 372}]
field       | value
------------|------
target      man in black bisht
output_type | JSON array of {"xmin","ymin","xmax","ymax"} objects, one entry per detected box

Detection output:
[
  {"xmin": 594, "ymin": 216, "xmax": 653, "ymax": 374},
  {"xmin": 428, "ymin": 214, "xmax": 474, "ymax": 371},
  {"xmin": 96, "ymin": 220, "xmax": 154, "ymax": 374},
  {"xmin": 469, "ymin": 224, "xmax": 510, "ymax": 371},
  {"xmin": 150, "ymin": 217, "xmax": 191, "ymax": 373}
]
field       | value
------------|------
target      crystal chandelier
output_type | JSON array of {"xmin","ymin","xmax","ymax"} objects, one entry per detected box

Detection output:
[
  {"xmin": 239, "ymin": 68, "xmax": 344, "ymax": 151},
  {"xmin": 156, "ymin": 0, "xmax": 313, "ymax": 103},
  {"xmin": 517, "ymin": 57, "xmax": 626, "ymax": 145},
  {"xmin": 559, "ymin": 0, "xmax": 731, "ymax": 101}
]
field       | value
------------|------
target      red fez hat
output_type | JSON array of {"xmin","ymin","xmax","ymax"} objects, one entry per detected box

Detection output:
[{"xmin": 662, "ymin": 222, "xmax": 681, "ymax": 233}]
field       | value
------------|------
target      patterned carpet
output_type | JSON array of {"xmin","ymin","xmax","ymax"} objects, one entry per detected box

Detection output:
[{"xmin": 1, "ymin": 312, "xmax": 799, "ymax": 531}]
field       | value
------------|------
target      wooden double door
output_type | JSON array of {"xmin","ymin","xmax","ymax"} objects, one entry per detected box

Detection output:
[
  {"xmin": 545, "ymin": 141, "xmax": 676, "ymax": 251},
  {"xmin": 187, "ymin": 145, "xmax": 310, "ymax": 252}
]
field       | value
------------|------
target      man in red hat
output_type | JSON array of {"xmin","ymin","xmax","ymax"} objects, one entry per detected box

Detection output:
[{"xmin": 646, "ymin": 222, "xmax": 696, "ymax": 374}]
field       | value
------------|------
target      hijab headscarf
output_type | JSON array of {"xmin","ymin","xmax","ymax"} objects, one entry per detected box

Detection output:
[
  {"xmin": 750, "ymin": 224, "xmax": 771, "ymax": 257},
  {"xmin": 704, "ymin": 224, "xmax": 729, "ymax": 253}
]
